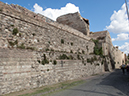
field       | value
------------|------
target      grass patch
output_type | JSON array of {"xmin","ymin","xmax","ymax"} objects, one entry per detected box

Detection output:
[{"xmin": 5, "ymin": 79, "xmax": 85, "ymax": 96}]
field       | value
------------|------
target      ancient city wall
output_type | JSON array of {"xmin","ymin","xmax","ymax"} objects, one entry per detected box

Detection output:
[
  {"xmin": 0, "ymin": 1, "xmax": 92, "ymax": 54},
  {"xmin": 0, "ymin": 2, "xmax": 107, "ymax": 95},
  {"xmin": 0, "ymin": 48, "xmax": 104, "ymax": 94}
]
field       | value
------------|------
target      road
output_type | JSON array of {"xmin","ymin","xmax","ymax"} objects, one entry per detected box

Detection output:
[{"xmin": 51, "ymin": 69, "xmax": 129, "ymax": 96}]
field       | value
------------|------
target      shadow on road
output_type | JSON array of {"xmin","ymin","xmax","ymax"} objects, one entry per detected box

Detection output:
[
  {"xmin": 65, "ymin": 69, "xmax": 129, "ymax": 96},
  {"xmin": 98, "ymin": 69, "xmax": 129, "ymax": 96}
]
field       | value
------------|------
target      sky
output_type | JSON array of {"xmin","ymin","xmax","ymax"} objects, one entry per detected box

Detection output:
[{"xmin": 1, "ymin": 0, "xmax": 129, "ymax": 54}]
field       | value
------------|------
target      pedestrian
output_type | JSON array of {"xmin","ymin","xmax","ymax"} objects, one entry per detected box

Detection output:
[
  {"xmin": 120, "ymin": 64, "xmax": 126, "ymax": 74},
  {"xmin": 126, "ymin": 64, "xmax": 129, "ymax": 72}
]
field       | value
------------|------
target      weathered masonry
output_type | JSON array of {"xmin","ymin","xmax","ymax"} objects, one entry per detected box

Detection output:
[{"xmin": 0, "ymin": 1, "xmax": 125, "ymax": 95}]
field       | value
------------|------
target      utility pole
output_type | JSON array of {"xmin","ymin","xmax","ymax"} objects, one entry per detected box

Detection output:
[{"xmin": 125, "ymin": 0, "xmax": 129, "ymax": 21}]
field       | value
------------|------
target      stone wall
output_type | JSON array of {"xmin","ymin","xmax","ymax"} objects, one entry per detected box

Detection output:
[
  {"xmin": 0, "ymin": 1, "xmax": 126, "ymax": 95},
  {"xmin": 0, "ymin": 2, "xmax": 93, "ymax": 54},
  {"xmin": 57, "ymin": 12, "xmax": 90, "ymax": 36},
  {"xmin": 0, "ymin": 2, "xmax": 106, "ymax": 95},
  {"xmin": 0, "ymin": 48, "xmax": 104, "ymax": 95}
]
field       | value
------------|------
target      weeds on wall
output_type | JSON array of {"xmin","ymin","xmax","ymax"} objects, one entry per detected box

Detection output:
[
  {"xmin": 61, "ymin": 39, "xmax": 64, "ymax": 44},
  {"xmin": 87, "ymin": 56, "xmax": 98, "ymax": 63},
  {"xmin": 70, "ymin": 50, "xmax": 73, "ymax": 53},
  {"xmin": 41, "ymin": 54, "xmax": 49, "ymax": 65},
  {"xmin": 17, "ymin": 43, "xmax": 25, "ymax": 49},
  {"xmin": 53, "ymin": 60, "xmax": 57, "ymax": 65},
  {"xmin": 71, "ymin": 42, "xmax": 73, "ymax": 46},
  {"xmin": 26, "ymin": 47, "xmax": 35, "ymax": 50},
  {"xmin": 92, "ymin": 39, "xmax": 103, "ymax": 56},
  {"xmin": 8, "ymin": 40, "xmax": 18, "ymax": 47},
  {"xmin": 59, "ymin": 54, "xmax": 74, "ymax": 60},
  {"xmin": 0, "ymin": 8, "xmax": 3, "ymax": 12},
  {"xmin": 12, "ymin": 28, "xmax": 19, "ymax": 35},
  {"xmin": 82, "ymin": 50, "xmax": 85, "ymax": 54},
  {"xmin": 59, "ymin": 54, "xmax": 69, "ymax": 59}
]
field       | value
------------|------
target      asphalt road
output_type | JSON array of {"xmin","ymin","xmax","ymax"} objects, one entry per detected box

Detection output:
[{"xmin": 51, "ymin": 69, "xmax": 129, "ymax": 96}]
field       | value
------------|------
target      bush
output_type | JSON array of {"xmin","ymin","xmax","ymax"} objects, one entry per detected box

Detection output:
[{"xmin": 12, "ymin": 28, "xmax": 19, "ymax": 35}]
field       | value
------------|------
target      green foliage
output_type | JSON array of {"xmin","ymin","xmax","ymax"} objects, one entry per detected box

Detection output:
[
  {"xmin": 17, "ymin": 43, "xmax": 25, "ymax": 49},
  {"xmin": 8, "ymin": 41, "xmax": 15, "ymax": 47},
  {"xmin": 69, "ymin": 55, "xmax": 74, "ymax": 60},
  {"xmin": 48, "ymin": 41, "xmax": 50, "ymax": 44},
  {"xmin": 96, "ymin": 63, "xmax": 100, "ymax": 66},
  {"xmin": 47, "ymin": 69, "xmax": 49, "ymax": 71},
  {"xmin": 128, "ymin": 54, "xmax": 129, "ymax": 59},
  {"xmin": 26, "ymin": 47, "xmax": 35, "ymax": 50},
  {"xmin": 41, "ymin": 54, "xmax": 49, "ymax": 65},
  {"xmin": 92, "ymin": 39, "xmax": 98, "ymax": 45},
  {"xmin": 87, "ymin": 56, "xmax": 98, "ymax": 63},
  {"xmin": 14, "ymin": 40, "xmax": 18, "ymax": 45},
  {"xmin": 61, "ymin": 39, "xmax": 64, "ymax": 44},
  {"xmin": 12, "ymin": 28, "xmax": 19, "ymax": 35},
  {"xmin": 8, "ymin": 40, "xmax": 18, "ymax": 47},
  {"xmin": 11, "ymin": 24, "xmax": 14, "ymax": 27},
  {"xmin": 46, "ymin": 48, "xmax": 49, "ymax": 51},
  {"xmin": 50, "ymin": 49, "xmax": 54, "ymax": 51},
  {"xmin": 87, "ymin": 58, "xmax": 91, "ymax": 63},
  {"xmin": 59, "ymin": 54, "xmax": 68, "ymax": 60},
  {"xmin": 82, "ymin": 50, "xmax": 85, "ymax": 54},
  {"xmin": 53, "ymin": 60, "xmax": 57, "ymax": 65},
  {"xmin": 93, "ymin": 56, "xmax": 97, "ymax": 60},
  {"xmin": 42, "ymin": 59, "xmax": 49, "ymax": 65},
  {"xmin": 0, "ymin": 9, "xmax": 3, "ymax": 12},
  {"xmin": 86, "ymin": 46, "xmax": 89, "ymax": 51},
  {"xmin": 92, "ymin": 39, "xmax": 103, "ymax": 56},
  {"xmin": 59, "ymin": 54, "xmax": 74, "ymax": 60},
  {"xmin": 101, "ymin": 61, "xmax": 103, "ymax": 65}
]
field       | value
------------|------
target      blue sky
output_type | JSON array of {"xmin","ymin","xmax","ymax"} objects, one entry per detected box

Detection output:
[{"xmin": 1, "ymin": 0, "xmax": 129, "ymax": 54}]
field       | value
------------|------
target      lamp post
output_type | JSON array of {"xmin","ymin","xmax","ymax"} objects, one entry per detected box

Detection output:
[{"xmin": 125, "ymin": 0, "xmax": 129, "ymax": 21}]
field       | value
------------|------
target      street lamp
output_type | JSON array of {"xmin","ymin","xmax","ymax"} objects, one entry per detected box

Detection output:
[{"xmin": 125, "ymin": 0, "xmax": 129, "ymax": 21}]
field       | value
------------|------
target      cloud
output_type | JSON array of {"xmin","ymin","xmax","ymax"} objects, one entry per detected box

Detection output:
[
  {"xmin": 112, "ymin": 33, "xmax": 129, "ymax": 41},
  {"xmin": 106, "ymin": 3, "xmax": 129, "ymax": 33},
  {"xmin": 33, "ymin": 3, "xmax": 80, "ymax": 21},
  {"xmin": 119, "ymin": 42, "xmax": 129, "ymax": 54}
]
